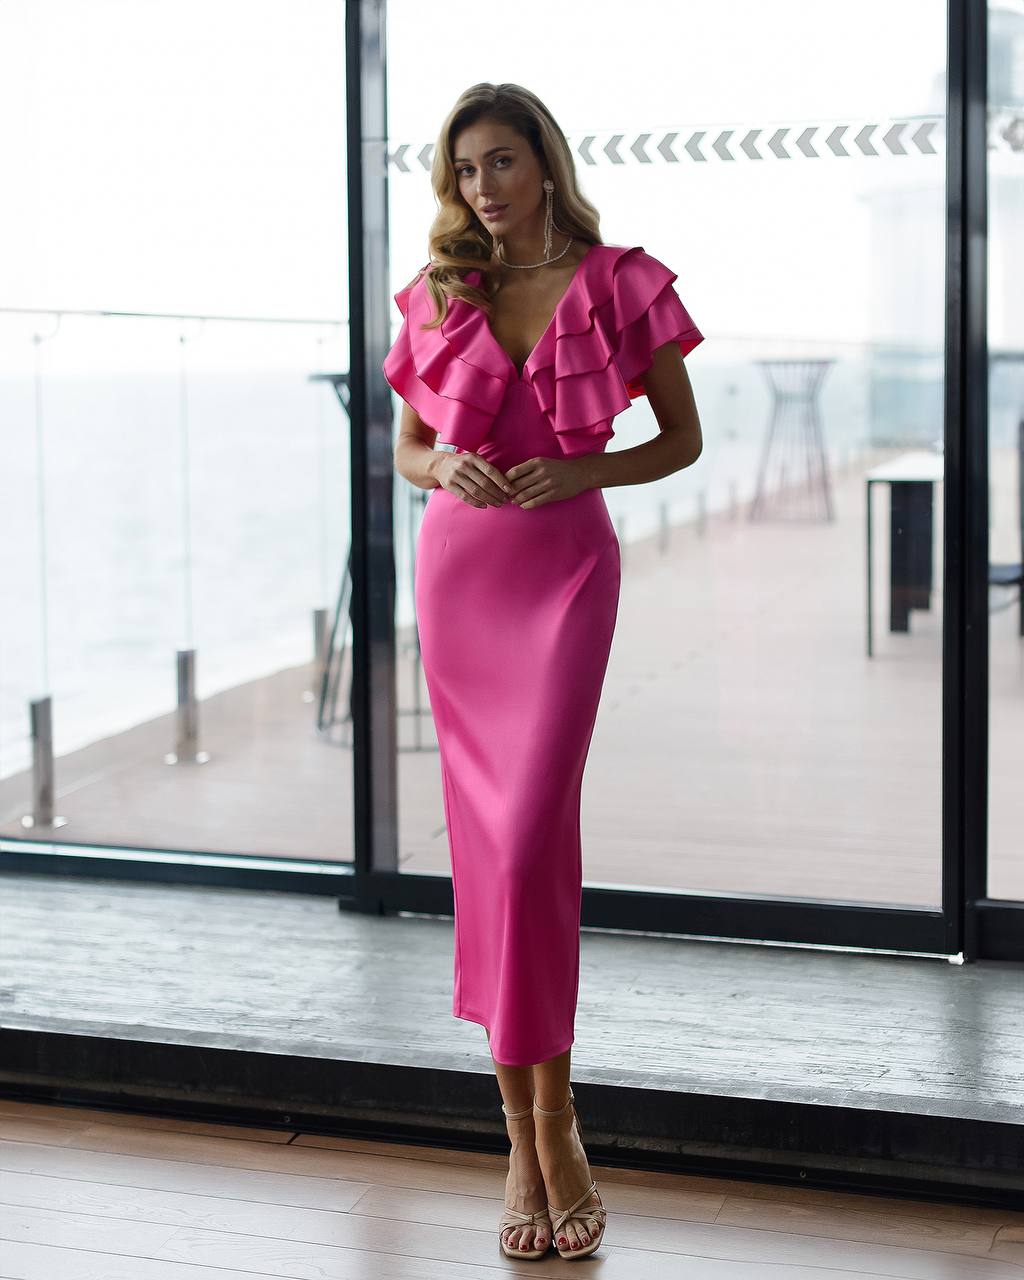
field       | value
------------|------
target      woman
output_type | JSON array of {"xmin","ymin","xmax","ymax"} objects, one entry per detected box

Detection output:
[{"xmin": 385, "ymin": 82, "xmax": 704, "ymax": 1261}]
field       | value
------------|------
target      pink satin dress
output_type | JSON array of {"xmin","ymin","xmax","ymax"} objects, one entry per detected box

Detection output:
[{"xmin": 384, "ymin": 243, "xmax": 703, "ymax": 1066}]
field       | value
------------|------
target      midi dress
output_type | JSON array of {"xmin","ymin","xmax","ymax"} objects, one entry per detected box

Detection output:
[{"xmin": 383, "ymin": 242, "xmax": 703, "ymax": 1066}]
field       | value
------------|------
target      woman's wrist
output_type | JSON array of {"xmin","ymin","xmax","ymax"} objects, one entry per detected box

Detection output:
[
  {"xmin": 424, "ymin": 447, "xmax": 447, "ymax": 487},
  {"xmin": 572, "ymin": 453, "xmax": 602, "ymax": 492}
]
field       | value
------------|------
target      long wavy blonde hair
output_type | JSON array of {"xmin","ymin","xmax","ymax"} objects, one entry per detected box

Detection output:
[{"xmin": 412, "ymin": 83, "xmax": 602, "ymax": 329}]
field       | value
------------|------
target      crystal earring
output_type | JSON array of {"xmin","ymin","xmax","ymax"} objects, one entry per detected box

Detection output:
[
  {"xmin": 542, "ymin": 178, "xmax": 554, "ymax": 259},
  {"xmin": 495, "ymin": 178, "xmax": 563, "ymax": 266}
]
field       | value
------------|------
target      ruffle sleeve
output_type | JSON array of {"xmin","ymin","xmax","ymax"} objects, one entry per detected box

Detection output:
[
  {"xmin": 382, "ymin": 263, "xmax": 512, "ymax": 452},
  {"xmin": 524, "ymin": 244, "xmax": 704, "ymax": 457},
  {"xmin": 609, "ymin": 247, "xmax": 703, "ymax": 397}
]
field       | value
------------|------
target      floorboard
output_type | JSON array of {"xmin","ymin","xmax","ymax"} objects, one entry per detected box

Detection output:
[{"xmin": 1, "ymin": 1103, "xmax": 1023, "ymax": 1279}]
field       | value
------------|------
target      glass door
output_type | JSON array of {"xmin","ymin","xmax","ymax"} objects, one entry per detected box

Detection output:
[{"xmin": 381, "ymin": 0, "xmax": 960, "ymax": 952}]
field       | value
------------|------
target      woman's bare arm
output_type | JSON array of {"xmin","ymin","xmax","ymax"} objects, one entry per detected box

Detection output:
[
  {"xmin": 393, "ymin": 400, "xmax": 442, "ymax": 490},
  {"xmin": 575, "ymin": 341, "xmax": 703, "ymax": 491},
  {"xmin": 392, "ymin": 399, "xmax": 514, "ymax": 507}
]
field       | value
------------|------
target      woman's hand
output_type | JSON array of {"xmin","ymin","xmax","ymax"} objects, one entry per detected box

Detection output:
[
  {"xmin": 506, "ymin": 456, "xmax": 590, "ymax": 509},
  {"xmin": 433, "ymin": 451, "xmax": 516, "ymax": 508}
]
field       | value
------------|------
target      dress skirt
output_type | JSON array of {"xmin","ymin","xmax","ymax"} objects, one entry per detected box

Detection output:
[{"xmin": 413, "ymin": 395, "xmax": 621, "ymax": 1066}]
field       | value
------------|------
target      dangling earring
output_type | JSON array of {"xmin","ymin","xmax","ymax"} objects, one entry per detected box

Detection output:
[
  {"xmin": 542, "ymin": 177, "xmax": 555, "ymax": 259},
  {"xmin": 495, "ymin": 177, "xmax": 573, "ymax": 268}
]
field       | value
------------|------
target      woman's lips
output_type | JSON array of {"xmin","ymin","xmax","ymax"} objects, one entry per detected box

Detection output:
[{"xmin": 481, "ymin": 204, "xmax": 508, "ymax": 220}]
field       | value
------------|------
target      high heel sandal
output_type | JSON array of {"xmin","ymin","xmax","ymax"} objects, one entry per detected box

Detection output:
[
  {"xmin": 533, "ymin": 1087, "xmax": 608, "ymax": 1260},
  {"xmin": 498, "ymin": 1100, "xmax": 552, "ymax": 1260}
]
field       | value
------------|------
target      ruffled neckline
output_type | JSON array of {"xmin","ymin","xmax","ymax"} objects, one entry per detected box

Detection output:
[
  {"xmin": 464, "ymin": 243, "xmax": 599, "ymax": 382},
  {"xmin": 384, "ymin": 244, "xmax": 702, "ymax": 457}
]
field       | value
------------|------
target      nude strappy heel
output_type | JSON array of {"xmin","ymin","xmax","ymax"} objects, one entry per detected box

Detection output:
[
  {"xmin": 533, "ymin": 1087, "xmax": 608, "ymax": 1259},
  {"xmin": 498, "ymin": 1099, "xmax": 552, "ymax": 1260}
]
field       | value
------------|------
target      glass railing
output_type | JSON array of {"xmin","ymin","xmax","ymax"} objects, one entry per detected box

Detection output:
[{"xmin": 0, "ymin": 306, "xmax": 355, "ymax": 864}]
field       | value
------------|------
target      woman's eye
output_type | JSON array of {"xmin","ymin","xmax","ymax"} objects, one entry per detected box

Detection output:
[{"xmin": 457, "ymin": 157, "xmax": 510, "ymax": 177}]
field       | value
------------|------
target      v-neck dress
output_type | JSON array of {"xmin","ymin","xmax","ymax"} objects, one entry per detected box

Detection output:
[{"xmin": 384, "ymin": 243, "xmax": 703, "ymax": 1066}]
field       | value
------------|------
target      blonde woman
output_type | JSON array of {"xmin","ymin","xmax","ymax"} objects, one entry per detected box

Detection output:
[{"xmin": 385, "ymin": 82, "xmax": 704, "ymax": 1261}]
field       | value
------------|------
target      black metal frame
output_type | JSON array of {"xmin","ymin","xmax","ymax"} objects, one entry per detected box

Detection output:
[
  {"xmin": 945, "ymin": 0, "xmax": 989, "ymax": 959},
  {"xmin": 2, "ymin": 0, "xmax": 1020, "ymax": 962},
  {"xmin": 347, "ymin": 0, "xmax": 400, "ymax": 901}
]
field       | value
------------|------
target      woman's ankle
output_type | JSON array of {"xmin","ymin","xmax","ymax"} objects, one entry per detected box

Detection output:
[{"xmin": 533, "ymin": 1091, "xmax": 572, "ymax": 1115}]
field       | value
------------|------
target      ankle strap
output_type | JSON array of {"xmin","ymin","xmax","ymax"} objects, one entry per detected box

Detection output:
[
  {"xmin": 502, "ymin": 1098, "xmax": 535, "ymax": 1121},
  {"xmin": 533, "ymin": 1086, "xmax": 575, "ymax": 1116}
]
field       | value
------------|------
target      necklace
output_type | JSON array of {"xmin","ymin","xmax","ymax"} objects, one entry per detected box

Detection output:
[{"xmin": 496, "ymin": 233, "xmax": 575, "ymax": 270}]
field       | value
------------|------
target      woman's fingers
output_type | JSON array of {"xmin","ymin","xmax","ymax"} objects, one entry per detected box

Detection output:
[
  {"xmin": 441, "ymin": 451, "xmax": 579, "ymax": 510},
  {"xmin": 453, "ymin": 455, "xmax": 513, "ymax": 507},
  {"xmin": 484, "ymin": 460, "xmax": 517, "ymax": 500}
]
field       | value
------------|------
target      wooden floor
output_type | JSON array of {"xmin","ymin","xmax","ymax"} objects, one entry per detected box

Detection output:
[
  {"xmin": 2, "ymin": 447, "xmax": 1023, "ymax": 905},
  {"xmin": 2, "ymin": 1096, "xmax": 1024, "ymax": 1279}
]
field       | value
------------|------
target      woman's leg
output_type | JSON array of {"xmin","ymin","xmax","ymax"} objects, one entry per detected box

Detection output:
[
  {"xmin": 532, "ymin": 1048, "xmax": 605, "ymax": 1253},
  {"xmin": 487, "ymin": 1029, "xmax": 550, "ymax": 1252}
]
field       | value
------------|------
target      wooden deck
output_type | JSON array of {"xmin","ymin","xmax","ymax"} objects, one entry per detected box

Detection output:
[{"xmin": 1, "ymin": 448, "xmax": 1021, "ymax": 905}]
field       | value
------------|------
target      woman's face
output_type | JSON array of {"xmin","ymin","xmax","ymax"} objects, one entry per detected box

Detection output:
[{"xmin": 452, "ymin": 117, "xmax": 544, "ymax": 236}]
